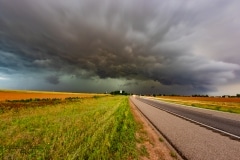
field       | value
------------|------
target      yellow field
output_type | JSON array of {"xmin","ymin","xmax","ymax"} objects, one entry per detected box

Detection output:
[
  {"xmin": 156, "ymin": 96, "xmax": 240, "ymax": 113},
  {"xmin": 0, "ymin": 90, "xmax": 107, "ymax": 101}
]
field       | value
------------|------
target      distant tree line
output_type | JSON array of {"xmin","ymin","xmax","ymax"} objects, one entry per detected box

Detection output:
[
  {"xmin": 110, "ymin": 90, "xmax": 130, "ymax": 95},
  {"xmin": 119, "ymin": 92, "xmax": 240, "ymax": 97},
  {"xmin": 221, "ymin": 94, "xmax": 240, "ymax": 98},
  {"xmin": 154, "ymin": 93, "xmax": 240, "ymax": 98},
  {"xmin": 156, "ymin": 94, "xmax": 209, "ymax": 97},
  {"xmin": 191, "ymin": 94, "xmax": 209, "ymax": 97}
]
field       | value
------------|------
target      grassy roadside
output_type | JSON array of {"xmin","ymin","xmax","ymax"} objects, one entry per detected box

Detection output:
[
  {"xmin": 129, "ymin": 100, "xmax": 177, "ymax": 160},
  {"xmin": 0, "ymin": 96, "xmax": 141, "ymax": 159},
  {"xmin": 155, "ymin": 97, "xmax": 240, "ymax": 114}
]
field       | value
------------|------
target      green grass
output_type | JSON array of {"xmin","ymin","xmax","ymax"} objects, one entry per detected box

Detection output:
[
  {"xmin": 159, "ymin": 137, "xmax": 164, "ymax": 142},
  {"xmin": 170, "ymin": 151, "xmax": 177, "ymax": 158},
  {"xmin": 0, "ymin": 96, "xmax": 139, "ymax": 159},
  {"xmin": 139, "ymin": 145, "xmax": 149, "ymax": 158}
]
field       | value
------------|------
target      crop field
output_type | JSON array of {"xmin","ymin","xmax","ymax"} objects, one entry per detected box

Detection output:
[
  {"xmin": 156, "ymin": 96, "xmax": 240, "ymax": 114},
  {"xmin": 0, "ymin": 90, "xmax": 106, "ymax": 101},
  {"xmin": 0, "ymin": 93, "xmax": 145, "ymax": 159}
]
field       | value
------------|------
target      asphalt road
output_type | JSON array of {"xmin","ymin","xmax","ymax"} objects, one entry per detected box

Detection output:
[
  {"xmin": 136, "ymin": 96, "xmax": 240, "ymax": 138},
  {"xmin": 131, "ymin": 96, "xmax": 240, "ymax": 160}
]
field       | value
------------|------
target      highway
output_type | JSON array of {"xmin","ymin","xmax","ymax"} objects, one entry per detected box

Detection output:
[
  {"xmin": 136, "ymin": 96, "xmax": 240, "ymax": 138},
  {"xmin": 130, "ymin": 96, "xmax": 240, "ymax": 160}
]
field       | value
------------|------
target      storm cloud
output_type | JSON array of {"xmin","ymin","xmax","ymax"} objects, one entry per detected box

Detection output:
[
  {"xmin": 45, "ymin": 75, "xmax": 60, "ymax": 85},
  {"xmin": 0, "ymin": 0, "xmax": 240, "ymax": 95}
]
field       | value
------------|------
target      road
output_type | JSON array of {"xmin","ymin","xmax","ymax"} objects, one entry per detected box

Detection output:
[
  {"xmin": 136, "ymin": 96, "xmax": 240, "ymax": 138},
  {"xmin": 130, "ymin": 96, "xmax": 240, "ymax": 160}
]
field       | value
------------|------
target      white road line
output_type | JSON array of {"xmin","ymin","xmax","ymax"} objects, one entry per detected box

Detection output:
[{"xmin": 139, "ymin": 97, "xmax": 240, "ymax": 140}]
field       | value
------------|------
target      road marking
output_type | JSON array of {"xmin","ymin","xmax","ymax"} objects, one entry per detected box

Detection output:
[
  {"xmin": 130, "ymin": 97, "xmax": 186, "ymax": 160},
  {"xmin": 143, "ymin": 96, "xmax": 230, "ymax": 113},
  {"xmin": 138, "ymin": 97, "xmax": 240, "ymax": 141}
]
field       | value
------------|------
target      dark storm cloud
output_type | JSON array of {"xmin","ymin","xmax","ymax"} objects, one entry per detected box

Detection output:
[
  {"xmin": 45, "ymin": 75, "xmax": 60, "ymax": 85},
  {"xmin": 0, "ymin": 0, "xmax": 240, "ymax": 93},
  {"xmin": 123, "ymin": 81, "xmax": 139, "ymax": 87}
]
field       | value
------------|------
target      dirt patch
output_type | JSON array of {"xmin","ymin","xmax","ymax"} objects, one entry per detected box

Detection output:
[{"xmin": 129, "ymin": 100, "xmax": 176, "ymax": 160}]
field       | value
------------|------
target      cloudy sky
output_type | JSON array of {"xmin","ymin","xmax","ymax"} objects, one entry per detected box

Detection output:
[{"xmin": 0, "ymin": 0, "xmax": 240, "ymax": 95}]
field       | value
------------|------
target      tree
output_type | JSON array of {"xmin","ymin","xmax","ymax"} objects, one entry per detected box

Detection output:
[{"xmin": 110, "ymin": 90, "xmax": 129, "ymax": 95}]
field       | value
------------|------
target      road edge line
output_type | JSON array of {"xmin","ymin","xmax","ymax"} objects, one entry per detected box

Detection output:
[
  {"xmin": 130, "ymin": 97, "xmax": 186, "ymax": 160},
  {"xmin": 138, "ymin": 97, "xmax": 240, "ymax": 141}
]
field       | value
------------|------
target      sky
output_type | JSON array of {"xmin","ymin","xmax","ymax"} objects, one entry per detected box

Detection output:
[{"xmin": 0, "ymin": 0, "xmax": 240, "ymax": 95}]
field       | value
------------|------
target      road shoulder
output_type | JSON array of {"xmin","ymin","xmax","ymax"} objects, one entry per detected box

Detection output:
[{"xmin": 129, "ymin": 99, "xmax": 176, "ymax": 160}]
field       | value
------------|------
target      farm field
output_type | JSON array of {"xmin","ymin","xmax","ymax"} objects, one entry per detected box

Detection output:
[
  {"xmin": 156, "ymin": 96, "xmax": 240, "ymax": 114},
  {"xmin": 0, "ymin": 94, "xmax": 148, "ymax": 159},
  {"xmin": 0, "ymin": 90, "xmax": 107, "ymax": 101}
]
